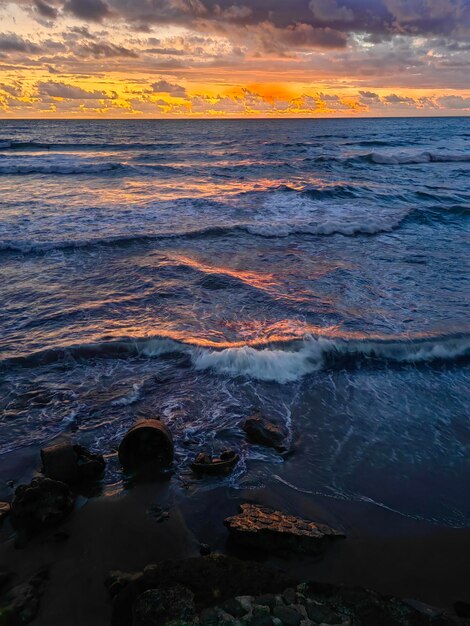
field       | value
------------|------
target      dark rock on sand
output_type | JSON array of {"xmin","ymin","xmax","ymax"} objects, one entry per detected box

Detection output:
[
  {"xmin": 118, "ymin": 419, "xmax": 174, "ymax": 472},
  {"xmin": 224, "ymin": 503, "xmax": 345, "ymax": 555},
  {"xmin": 110, "ymin": 554, "xmax": 293, "ymax": 626},
  {"xmin": 0, "ymin": 502, "xmax": 11, "ymax": 524},
  {"xmin": 191, "ymin": 449, "xmax": 239, "ymax": 475},
  {"xmin": 41, "ymin": 441, "xmax": 105, "ymax": 485},
  {"xmin": 272, "ymin": 605, "xmax": 303, "ymax": 625},
  {"xmin": 132, "ymin": 585, "xmax": 195, "ymax": 626},
  {"xmin": 0, "ymin": 568, "xmax": 48, "ymax": 625},
  {"xmin": 10, "ymin": 477, "xmax": 75, "ymax": 537},
  {"xmin": 242, "ymin": 413, "xmax": 288, "ymax": 452},
  {"xmin": 454, "ymin": 602, "xmax": 470, "ymax": 618},
  {"xmin": 199, "ymin": 543, "xmax": 211, "ymax": 556}
]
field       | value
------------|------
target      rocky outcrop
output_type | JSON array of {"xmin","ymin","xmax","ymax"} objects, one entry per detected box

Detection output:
[
  {"xmin": 0, "ymin": 568, "xmax": 48, "ymax": 625},
  {"xmin": 40, "ymin": 442, "xmax": 105, "ymax": 485},
  {"xmin": 224, "ymin": 504, "xmax": 345, "ymax": 555},
  {"xmin": 109, "ymin": 554, "xmax": 294, "ymax": 626},
  {"xmin": 242, "ymin": 413, "xmax": 288, "ymax": 453},
  {"xmin": 109, "ymin": 564, "xmax": 469, "ymax": 626},
  {"xmin": 118, "ymin": 419, "xmax": 174, "ymax": 472},
  {"xmin": 132, "ymin": 585, "xmax": 196, "ymax": 626},
  {"xmin": 10, "ymin": 477, "xmax": 75, "ymax": 538}
]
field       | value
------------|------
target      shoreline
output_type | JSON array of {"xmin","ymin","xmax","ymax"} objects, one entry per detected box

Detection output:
[{"xmin": 1, "ymin": 477, "xmax": 470, "ymax": 625}]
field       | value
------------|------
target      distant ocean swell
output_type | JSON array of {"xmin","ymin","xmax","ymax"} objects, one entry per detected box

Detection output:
[{"xmin": 3, "ymin": 333, "xmax": 469, "ymax": 382}]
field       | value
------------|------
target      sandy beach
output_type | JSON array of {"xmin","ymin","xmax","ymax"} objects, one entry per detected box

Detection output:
[{"xmin": 2, "ymin": 474, "xmax": 470, "ymax": 625}]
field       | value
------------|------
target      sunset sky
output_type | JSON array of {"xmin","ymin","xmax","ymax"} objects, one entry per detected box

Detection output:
[{"xmin": 0, "ymin": 0, "xmax": 469, "ymax": 117}]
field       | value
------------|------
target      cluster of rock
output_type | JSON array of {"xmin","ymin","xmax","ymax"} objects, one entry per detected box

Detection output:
[
  {"xmin": 0, "ymin": 411, "xmax": 288, "ymax": 539},
  {"xmin": 0, "ymin": 439, "xmax": 105, "ymax": 547},
  {"xmin": 107, "ymin": 555, "xmax": 470, "ymax": 626},
  {"xmin": 224, "ymin": 504, "xmax": 344, "ymax": 555}
]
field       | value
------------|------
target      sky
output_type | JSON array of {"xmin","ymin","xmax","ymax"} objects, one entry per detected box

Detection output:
[{"xmin": 0, "ymin": 0, "xmax": 469, "ymax": 117}]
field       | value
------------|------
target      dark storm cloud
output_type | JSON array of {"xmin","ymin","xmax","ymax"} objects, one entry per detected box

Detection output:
[
  {"xmin": 34, "ymin": 0, "xmax": 58, "ymax": 18},
  {"xmin": 6, "ymin": 0, "xmax": 469, "ymax": 44},
  {"xmin": 64, "ymin": 0, "xmax": 112, "ymax": 22},
  {"xmin": 0, "ymin": 32, "xmax": 40, "ymax": 53}
]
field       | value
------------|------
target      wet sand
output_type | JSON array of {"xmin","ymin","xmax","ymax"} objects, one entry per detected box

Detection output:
[{"xmin": 1, "ymin": 479, "xmax": 470, "ymax": 626}]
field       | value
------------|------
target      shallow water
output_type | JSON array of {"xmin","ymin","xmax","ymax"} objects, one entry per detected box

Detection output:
[{"xmin": 0, "ymin": 118, "xmax": 469, "ymax": 526}]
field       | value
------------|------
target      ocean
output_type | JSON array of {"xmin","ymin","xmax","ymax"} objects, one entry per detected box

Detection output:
[{"xmin": 0, "ymin": 117, "xmax": 469, "ymax": 527}]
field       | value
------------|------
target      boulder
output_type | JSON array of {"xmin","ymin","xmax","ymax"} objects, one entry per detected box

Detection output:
[
  {"xmin": 224, "ymin": 504, "xmax": 345, "ymax": 555},
  {"xmin": 0, "ymin": 501, "xmax": 11, "ymax": 524},
  {"xmin": 40, "ymin": 442, "xmax": 105, "ymax": 485},
  {"xmin": 132, "ymin": 585, "xmax": 195, "ymax": 626},
  {"xmin": 118, "ymin": 420, "xmax": 174, "ymax": 472},
  {"xmin": 242, "ymin": 413, "xmax": 287, "ymax": 452},
  {"xmin": 10, "ymin": 477, "xmax": 75, "ymax": 536},
  {"xmin": 191, "ymin": 449, "xmax": 239, "ymax": 475},
  {"xmin": 0, "ymin": 568, "xmax": 48, "ymax": 625}
]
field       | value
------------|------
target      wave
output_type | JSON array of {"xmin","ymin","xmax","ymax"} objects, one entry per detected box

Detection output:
[
  {"xmin": 0, "ymin": 161, "xmax": 127, "ymax": 176},
  {"xmin": 367, "ymin": 151, "xmax": 470, "ymax": 165},
  {"xmin": 3, "ymin": 332, "xmax": 469, "ymax": 381},
  {"xmin": 0, "ymin": 140, "xmax": 181, "ymax": 152},
  {"xmin": 314, "ymin": 151, "xmax": 470, "ymax": 166}
]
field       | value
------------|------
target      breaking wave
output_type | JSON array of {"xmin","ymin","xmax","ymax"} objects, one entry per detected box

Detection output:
[{"xmin": 3, "ymin": 332, "xmax": 469, "ymax": 382}]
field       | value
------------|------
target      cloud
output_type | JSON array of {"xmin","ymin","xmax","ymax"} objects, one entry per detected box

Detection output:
[
  {"xmin": 359, "ymin": 90, "xmax": 380, "ymax": 101},
  {"xmin": 437, "ymin": 94, "xmax": 470, "ymax": 109},
  {"xmin": 64, "ymin": 0, "xmax": 112, "ymax": 22},
  {"xmin": 151, "ymin": 79, "xmax": 187, "ymax": 97},
  {"xmin": 34, "ymin": 0, "xmax": 58, "ymax": 18},
  {"xmin": 0, "ymin": 32, "xmax": 40, "ymax": 53},
  {"xmin": 384, "ymin": 93, "xmax": 415, "ymax": 104},
  {"xmin": 81, "ymin": 42, "xmax": 138, "ymax": 57},
  {"xmin": 38, "ymin": 80, "xmax": 110, "ymax": 98},
  {"xmin": 309, "ymin": 0, "xmax": 354, "ymax": 23}
]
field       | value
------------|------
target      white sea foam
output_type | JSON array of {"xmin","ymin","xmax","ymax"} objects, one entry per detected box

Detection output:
[
  {"xmin": 245, "ymin": 193, "xmax": 409, "ymax": 237},
  {"xmin": 369, "ymin": 151, "xmax": 470, "ymax": 165},
  {"xmin": 192, "ymin": 334, "xmax": 470, "ymax": 383}
]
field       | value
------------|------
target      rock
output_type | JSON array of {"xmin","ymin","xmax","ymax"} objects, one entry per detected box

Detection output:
[
  {"xmin": 132, "ymin": 585, "xmax": 195, "ymax": 626},
  {"xmin": 272, "ymin": 605, "xmax": 303, "ymax": 625},
  {"xmin": 454, "ymin": 601, "xmax": 470, "ymax": 618},
  {"xmin": 0, "ymin": 501, "xmax": 11, "ymax": 524},
  {"xmin": 199, "ymin": 543, "xmax": 212, "ymax": 556},
  {"xmin": 191, "ymin": 449, "xmax": 239, "ymax": 475},
  {"xmin": 118, "ymin": 419, "xmax": 174, "ymax": 472},
  {"xmin": 0, "ymin": 568, "xmax": 48, "ymax": 625},
  {"xmin": 282, "ymin": 588, "xmax": 297, "ymax": 605},
  {"xmin": 10, "ymin": 477, "xmax": 75, "ymax": 536},
  {"xmin": 199, "ymin": 607, "xmax": 222, "ymax": 625},
  {"xmin": 224, "ymin": 504, "xmax": 345, "ymax": 555},
  {"xmin": 256, "ymin": 594, "xmax": 277, "ymax": 611},
  {"xmin": 220, "ymin": 597, "xmax": 246, "ymax": 618},
  {"xmin": 242, "ymin": 413, "xmax": 288, "ymax": 452},
  {"xmin": 307, "ymin": 601, "xmax": 343, "ymax": 624},
  {"xmin": 250, "ymin": 615, "xmax": 275, "ymax": 626},
  {"xmin": 111, "ymin": 555, "xmax": 294, "ymax": 626},
  {"xmin": 40, "ymin": 442, "xmax": 105, "ymax": 485}
]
